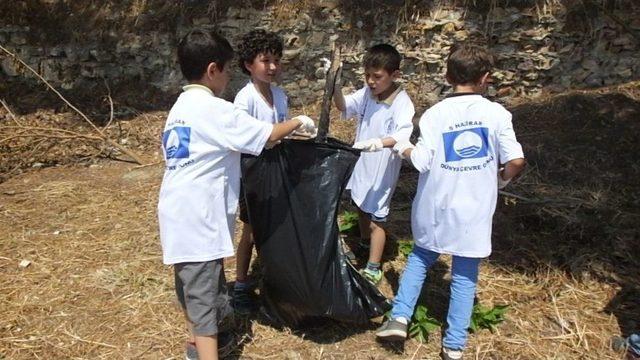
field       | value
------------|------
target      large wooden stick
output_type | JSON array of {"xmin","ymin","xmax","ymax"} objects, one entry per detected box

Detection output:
[
  {"xmin": 0, "ymin": 44, "xmax": 145, "ymax": 164},
  {"xmin": 316, "ymin": 44, "xmax": 342, "ymax": 142}
]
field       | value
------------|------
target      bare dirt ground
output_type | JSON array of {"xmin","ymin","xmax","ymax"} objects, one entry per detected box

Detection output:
[{"xmin": 1, "ymin": 84, "xmax": 639, "ymax": 359}]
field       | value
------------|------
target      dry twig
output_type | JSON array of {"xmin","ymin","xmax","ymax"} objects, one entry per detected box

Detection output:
[{"xmin": 0, "ymin": 98, "xmax": 22, "ymax": 126}]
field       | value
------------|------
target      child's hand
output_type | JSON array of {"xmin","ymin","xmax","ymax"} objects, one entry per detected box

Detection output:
[
  {"xmin": 497, "ymin": 168, "xmax": 511, "ymax": 189},
  {"xmin": 393, "ymin": 140, "xmax": 415, "ymax": 159},
  {"xmin": 265, "ymin": 140, "xmax": 281, "ymax": 149},
  {"xmin": 292, "ymin": 115, "xmax": 317, "ymax": 135},
  {"xmin": 353, "ymin": 138, "xmax": 384, "ymax": 152}
]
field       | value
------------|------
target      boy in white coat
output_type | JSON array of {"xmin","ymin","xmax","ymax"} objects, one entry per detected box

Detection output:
[
  {"xmin": 376, "ymin": 43, "xmax": 525, "ymax": 360},
  {"xmin": 333, "ymin": 44, "xmax": 415, "ymax": 285},
  {"xmin": 157, "ymin": 29, "xmax": 315, "ymax": 360},
  {"xmin": 233, "ymin": 29, "xmax": 289, "ymax": 314}
]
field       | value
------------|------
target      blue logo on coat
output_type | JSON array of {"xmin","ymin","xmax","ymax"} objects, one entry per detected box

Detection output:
[
  {"xmin": 162, "ymin": 126, "xmax": 191, "ymax": 159},
  {"xmin": 443, "ymin": 127, "xmax": 489, "ymax": 162}
]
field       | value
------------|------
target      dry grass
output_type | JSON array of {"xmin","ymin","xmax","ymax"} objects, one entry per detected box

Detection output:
[{"xmin": 1, "ymin": 85, "xmax": 639, "ymax": 359}]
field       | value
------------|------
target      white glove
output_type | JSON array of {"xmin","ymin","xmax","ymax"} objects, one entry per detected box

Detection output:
[
  {"xmin": 498, "ymin": 168, "xmax": 511, "ymax": 189},
  {"xmin": 292, "ymin": 115, "xmax": 317, "ymax": 135},
  {"xmin": 353, "ymin": 138, "xmax": 384, "ymax": 152},
  {"xmin": 393, "ymin": 140, "xmax": 415, "ymax": 159}
]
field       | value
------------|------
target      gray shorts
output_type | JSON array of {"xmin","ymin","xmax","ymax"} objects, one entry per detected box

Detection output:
[
  {"xmin": 351, "ymin": 199, "xmax": 388, "ymax": 223},
  {"xmin": 174, "ymin": 259, "xmax": 233, "ymax": 336}
]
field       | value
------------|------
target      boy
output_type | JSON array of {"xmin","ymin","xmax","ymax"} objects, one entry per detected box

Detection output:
[
  {"xmin": 375, "ymin": 43, "xmax": 526, "ymax": 360},
  {"xmin": 233, "ymin": 29, "xmax": 288, "ymax": 315},
  {"xmin": 157, "ymin": 29, "xmax": 315, "ymax": 360},
  {"xmin": 333, "ymin": 44, "xmax": 415, "ymax": 285}
]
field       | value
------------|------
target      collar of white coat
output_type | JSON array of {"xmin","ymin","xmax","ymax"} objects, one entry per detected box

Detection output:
[
  {"xmin": 182, "ymin": 84, "xmax": 214, "ymax": 96},
  {"xmin": 369, "ymin": 84, "xmax": 403, "ymax": 106}
]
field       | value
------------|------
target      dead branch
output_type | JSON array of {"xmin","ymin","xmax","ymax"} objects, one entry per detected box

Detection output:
[
  {"xmin": 317, "ymin": 43, "xmax": 342, "ymax": 142},
  {"xmin": 499, "ymin": 190, "xmax": 583, "ymax": 206},
  {"xmin": 103, "ymin": 79, "xmax": 115, "ymax": 130},
  {"xmin": 0, "ymin": 44, "xmax": 145, "ymax": 164},
  {"xmin": 0, "ymin": 98, "xmax": 22, "ymax": 126},
  {"xmin": 0, "ymin": 133, "xmax": 103, "ymax": 145}
]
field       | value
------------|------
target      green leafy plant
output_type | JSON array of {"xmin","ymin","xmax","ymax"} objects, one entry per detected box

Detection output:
[
  {"xmin": 469, "ymin": 304, "xmax": 509, "ymax": 333},
  {"xmin": 338, "ymin": 210, "xmax": 359, "ymax": 233},
  {"xmin": 397, "ymin": 240, "xmax": 414, "ymax": 258},
  {"xmin": 408, "ymin": 305, "xmax": 441, "ymax": 343}
]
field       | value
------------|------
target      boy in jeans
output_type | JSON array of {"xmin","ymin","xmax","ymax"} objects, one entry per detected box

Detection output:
[
  {"xmin": 233, "ymin": 29, "xmax": 289, "ymax": 315},
  {"xmin": 333, "ymin": 44, "xmax": 415, "ymax": 285},
  {"xmin": 376, "ymin": 43, "xmax": 526, "ymax": 360},
  {"xmin": 158, "ymin": 29, "xmax": 315, "ymax": 360}
]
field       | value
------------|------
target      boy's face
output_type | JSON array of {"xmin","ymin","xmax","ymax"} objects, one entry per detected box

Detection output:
[
  {"xmin": 364, "ymin": 67, "xmax": 399, "ymax": 97},
  {"xmin": 245, "ymin": 52, "xmax": 282, "ymax": 84}
]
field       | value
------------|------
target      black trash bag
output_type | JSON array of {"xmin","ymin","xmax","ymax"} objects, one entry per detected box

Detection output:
[{"xmin": 241, "ymin": 138, "xmax": 391, "ymax": 326}]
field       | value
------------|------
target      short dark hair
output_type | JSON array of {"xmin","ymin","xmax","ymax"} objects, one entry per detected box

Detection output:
[
  {"xmin": 177, "ymin": 28, "xmax": 234, "ymax": 81},
  {"xmin": 237, "ymin": 29, "xmax": 284, "ymax": 76},
  {"xmin": 363, "ymin": 44, "xmax": 401, "ymax": 73},
  {"xmin": 446, "ymin": 43, "xmax": 495, "ymax": 85}
]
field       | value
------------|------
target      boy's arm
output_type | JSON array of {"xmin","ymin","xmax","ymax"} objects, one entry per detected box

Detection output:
[
  {"xmin": 500, "ymin": 158, "xmax": 526, "ymax": 181},
  {"xmin": 393, "ymin": 111, "xmax": 435, "ymax": 173},
  {"xmin": 269, "ymin": 116, "xmax": 314, "ymax": 142},
  {"xmin": 394, "ymin": 136, "xmax": 435, "ymax": 173},
  {"xmin": 353, "ymin": 96, "xmax": 415, "ymax": 152},
  {"xmin": 333, "ymin": 84, "xmax": 347, "ymax": 112},
  {"xmin": 497, "ymin": 108, "xmax": 525, "ymax": 187},
  {"xmin": 225, "ymin": 109, "xmax": 314, "ymax": 155}
]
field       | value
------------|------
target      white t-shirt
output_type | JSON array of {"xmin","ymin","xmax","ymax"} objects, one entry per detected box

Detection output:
[
  {"xmin": 158, "ymin": 84, "xmax": 273, "ymax": 264},
  {"xmin": 234, "ymin": 81, "xmax": 288, "ymax": 123},
  {"xmin": 343, "ymin": 86, "xmax": 415, "ymax": 218},
  {"xmin": 408, "ymin": 94, "xmax": 524, "ymax": 258}
]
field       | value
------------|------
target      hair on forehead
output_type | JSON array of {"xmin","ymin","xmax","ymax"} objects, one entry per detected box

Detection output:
[{"xmin": 363, "ymin": 44, "xmax": 401, "ymax": 73}]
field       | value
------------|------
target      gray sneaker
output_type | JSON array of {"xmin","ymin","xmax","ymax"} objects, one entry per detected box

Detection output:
[
  {"xmin": 185, "ymin": 342, "xmax": 198, "ymax": 360},
  {"xmin": 375, "ymin": 318, "xmax": 408, "ymax": 341},
  {"xmin": 441, "ymin": 347, "xmax": 464, "ymax": 360}
]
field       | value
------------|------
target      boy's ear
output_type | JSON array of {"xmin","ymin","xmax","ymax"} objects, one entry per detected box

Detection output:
[
  {"xmin": 206, "ymin": 62, "xmax": 219, "ymax": 79},
  {"xmin": 244, "ymin": 61, "xmax": 253, "ymax": 74},
  {"xmin": 479, "ymin": 72, "xmax": 491, "ymax": 86},
  {"xmin": 391, "ymin": 69, "xmax": 401, "ymax": 79}
]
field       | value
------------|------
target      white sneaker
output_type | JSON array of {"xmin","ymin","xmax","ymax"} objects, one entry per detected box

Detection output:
[{"xmin": 441, "ymin": 347, "xmax": 463, "ymax": 360}]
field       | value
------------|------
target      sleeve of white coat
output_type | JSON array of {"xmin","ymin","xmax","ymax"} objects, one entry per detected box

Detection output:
[
  {"xmin": 389, "ymin": 95, "xmax": 415, "ymax": 142},
  {"xmin": 220, "ymin": 108, "xmax": 273, "ymax": 155},
  {"xmin": 496, "ymin": 109, "xmax": 524, "ymax": 164},
  {"xmin": 409, "ymin": 111, "xmax": 436, "ymax": 173},
  {"xmin": 342, "ymin": 87, "xmax": 367, "ymax": 120}
]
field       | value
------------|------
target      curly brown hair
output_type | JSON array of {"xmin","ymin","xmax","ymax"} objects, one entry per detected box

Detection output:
[{"xmin": 236, "ymin": 29, "xmax": 284, "ymax": 76}]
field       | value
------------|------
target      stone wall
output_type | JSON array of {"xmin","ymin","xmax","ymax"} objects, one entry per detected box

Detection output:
[{"xmin": 1, "ymin": 1, "xmax": 639, "ymax": 112}]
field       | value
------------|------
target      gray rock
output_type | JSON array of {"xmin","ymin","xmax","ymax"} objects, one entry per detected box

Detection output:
[
  {"xmin": 10, "ymin": 32, "xmax": 27, "ymax": 45},
  {"xmin": 1, "ymin": 58, "xmax": 19, "ymax": 77},
  {"xmin": 314, "ymin": 67, "xmax": 326, "ymax": 79},
  {"xmin": 307, "ymin": 32, "xmax": 324, "ymax": 47},
  {"xmin": 584, "ymin": 73, "xmax": 603, "ymax": 87},
  {"xmin": 40, "ymin": 59, "xmax": 61, "ymax": 82}
]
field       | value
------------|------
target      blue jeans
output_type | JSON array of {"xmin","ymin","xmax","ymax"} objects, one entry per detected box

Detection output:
[{"xmin": 391, "ymin": 246, "xmax": 481, "ymax": 350}]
